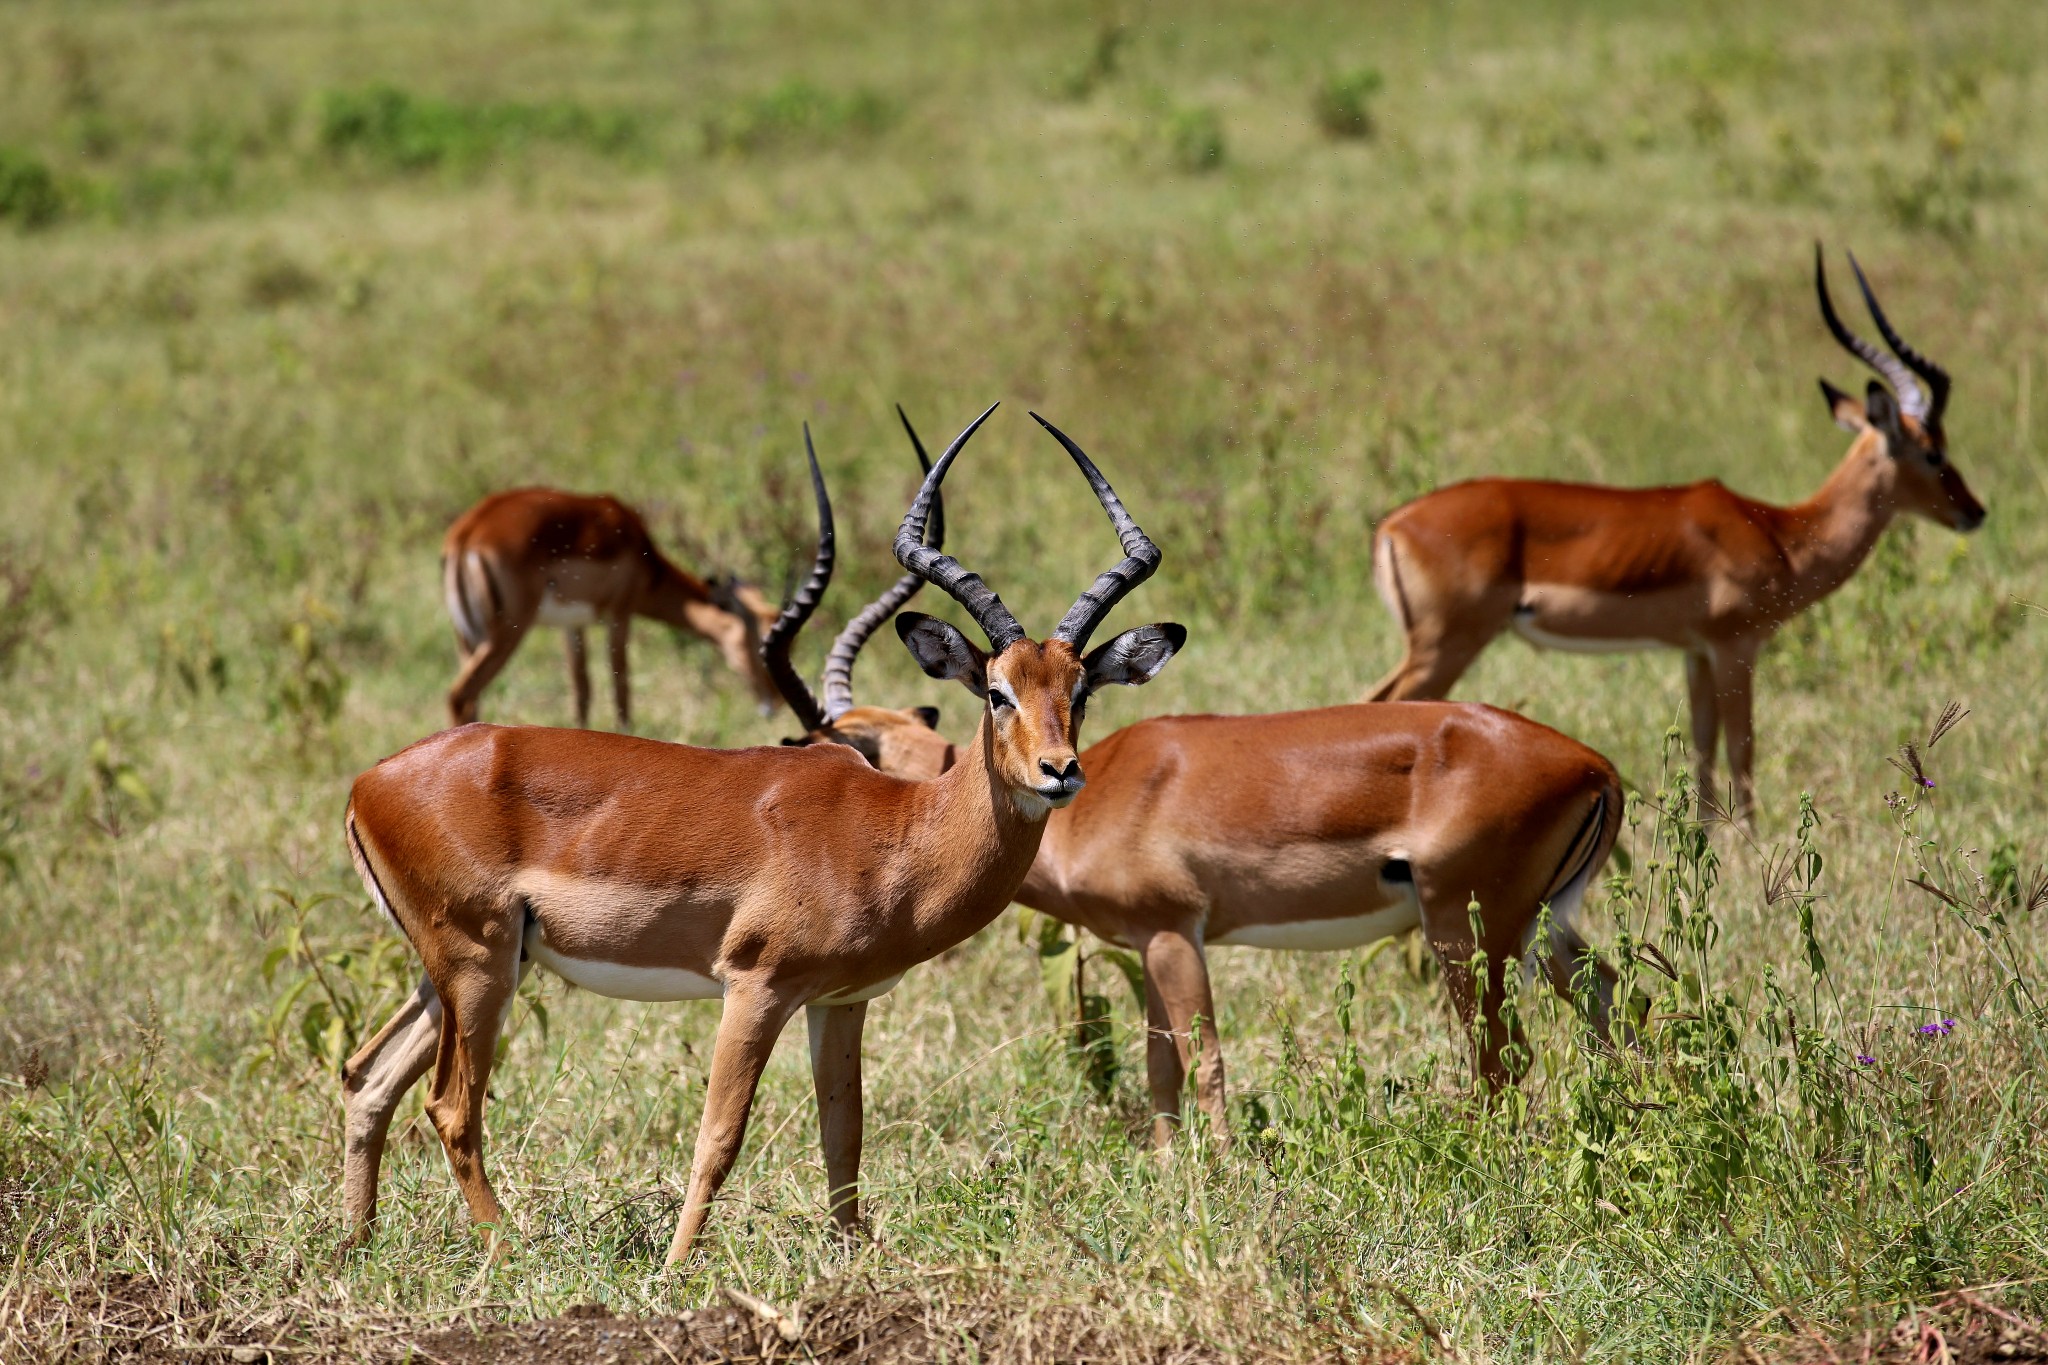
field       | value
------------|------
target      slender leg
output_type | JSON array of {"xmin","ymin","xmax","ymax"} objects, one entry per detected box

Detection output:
[
  {"xmin": 1714, "ymin": 639, "xmax": 1762, "ymax": 825},
  {"xmin": 665, "ymin": 980, "xmax": 799, "ymax": 1268},
  {"xmin": 1366, "ymin": 628, "xmax": 1496, "ymax": 702},
  {"xmin": 565, "ymin": 627, "xmax": 592, "ymax": 728},
  {"xmin": 421, "ymin": 937, "xmax": 520, "ymax": 1248},
  {"xmin": 806, "ymin": 1001, "xmax": 867, "ymax": 1236},
  {"xmin": 341, "ymin": 975, "xmax": 443, "ymax": 1245},
  {"xmin": 607, "ymin": 615, "xmax": 633, "ymax": 731},
  {"xmin": 1138, "ymin": 927, "xmax": 1226, "ymax": 1144},
  {"xmin": 448, "ymin": 633, "xmax": 520, "ymax": 727},
  {"xmin": 1684, "ymin": 649, "xmax": 1721, "ymax": 803},
  {"xmin": 1541, "ymin": 922, "xmax": 1624, "ymax": 1046}
]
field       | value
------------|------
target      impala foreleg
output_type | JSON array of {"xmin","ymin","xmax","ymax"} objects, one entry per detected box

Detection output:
[
  {"xmin": 1138, "ymin": 927, "xmax": 1226, "ymax": 1146},
  {"xmin": 340, "ymin": 973, "xmax": 442, "ymax": 1246},
  {"xmin": 565, "ymin": 627, "xmax": 593, "ymax": 729},
  {"xmin": 665, "ymin": 981, "xmax": 800, "ymax": 1268},
  {"xmin": 1713, "ymin": 640, "xmax": 1761, "ymax": 825},
  {"xmin": 1684, "ymin": 649, "xmax": 1720, "ymax": 801},
  {"xmin": 420, "ymin": 935, "xmax": 520, "ymax": 1251},
  {"xmin": 806, "ymin": 1000, "xmax": 867, "ymax": 1237}
]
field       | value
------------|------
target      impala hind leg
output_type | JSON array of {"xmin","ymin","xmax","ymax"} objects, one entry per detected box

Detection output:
[
  {"xmin": 806, "ymin": 1001, "xmax": 867, "ymax": 1237},
  {"xmin": 448, "ymin": 634, "xmax": 519, "ymax": 728},
  {"xmin": 1138, "ymin": 927, "xmax": 1226, "ymax": 1146},
  {"xmin": 341, "ymin": 974, "xmax": 442, "ymax": 1245},
  {"xmin": 1418, "ymin": 899, "xmax": 1522, "ymax": 1096},
  {"xmin": 1363, "ymin": 607, "xmax": 1511, "ymax": 703},
  {"xmin": 565, "ymin": 627, "xmax": 593, "ymax": 728},
  {"xmin": 606, "ymin": 615, "xmax": 633, "ymax": 731},
  {"xmin": 665, "ymin": 981, "xmax": 800, "ymax": 1268}
]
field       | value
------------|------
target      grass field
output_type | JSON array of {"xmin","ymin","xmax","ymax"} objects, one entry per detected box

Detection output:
[{"xmin": 2, "ymin": 0, "xmax": 2046, "ymax": 1359}]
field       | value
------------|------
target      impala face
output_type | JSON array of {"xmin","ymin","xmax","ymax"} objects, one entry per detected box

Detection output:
[
  {"xmin": 1826, "ymin": 380, "xmax": 1985, "ymax": 535},
  {"xmin": 897, "ymin": 618, "xmax": 1184, "ymax": 817}
]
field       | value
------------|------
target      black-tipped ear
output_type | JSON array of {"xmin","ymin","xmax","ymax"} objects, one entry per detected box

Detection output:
[
  {"xmin": 913, "ymin": 705, "xmax": 941, "ymax": 730},
  {"xmin": 1083, "ymin": 622, "xmax": 1186, "ymax": 690},
  {"xmin": 896, "ymin": 612, "xmax": 988, "ymax": 695},
  {"xmin": 1819, "ymin": 378, "xmax": 1866, "ymax": 433},
  {"xmin": 1864, "ymin": 381, "xmax": 1904, "ymax": 449}
]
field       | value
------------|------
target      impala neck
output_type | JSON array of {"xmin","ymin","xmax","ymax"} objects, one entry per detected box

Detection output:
[
  {"xmin": 898, "ymin": 711, "xmax": 1051, "ymax": 956},
  {"xmin": 1774, "ymin": 432, "xmax": 1900, "ymax": 612},
  {"xmin": 637, "ymin": 554, "xmax": 717, "ymax": 628}
]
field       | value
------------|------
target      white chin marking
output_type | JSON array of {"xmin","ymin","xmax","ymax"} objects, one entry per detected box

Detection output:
[
  {"xmin": 527, "ymin": 934, "xmax": 723, "ymax": 1002},
  {"xmin": 1213, "ymin": 903, "xmax": 1422, "ymax": 951},
  {"xmin": 813, "ymin": 972, "xmax": 906, "ymax": 1006}
]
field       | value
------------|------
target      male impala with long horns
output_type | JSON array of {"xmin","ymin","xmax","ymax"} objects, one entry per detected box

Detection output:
[
  {"xmin": 338, "ymin": 406, "xmax": 1184, "ymax": 1265},
  {"xmin": 1365, "ymin": 247, "xmax": 1983, "ymax": 818},
  {"xmin": 768, "ymin": 417, "xmax": 1630, "ymax": 1144}
]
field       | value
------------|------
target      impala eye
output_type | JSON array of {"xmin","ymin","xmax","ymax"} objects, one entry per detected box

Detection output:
[
  {"xmin": 988, "ymin": 688, "xmax": 1015, "ymax": 712},
  {"xmin": 1927, "ymin": 448, "xmax": 1945, "ymax": 466}
]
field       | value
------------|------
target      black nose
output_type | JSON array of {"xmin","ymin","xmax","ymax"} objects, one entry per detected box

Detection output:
[{"xmin": 1040, "ymin": 758, "xmax": 1080, "ymax": 783}]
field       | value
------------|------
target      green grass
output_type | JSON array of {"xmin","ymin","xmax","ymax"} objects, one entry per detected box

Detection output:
[{"xmin": 1, "ymin": 0, "xmax": 2045, "ymax": 1359}]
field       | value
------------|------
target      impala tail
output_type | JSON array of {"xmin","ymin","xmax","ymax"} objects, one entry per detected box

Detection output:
[{"xmin": 442, "ymin": 549, "xmax": 493, "ymax": 653}]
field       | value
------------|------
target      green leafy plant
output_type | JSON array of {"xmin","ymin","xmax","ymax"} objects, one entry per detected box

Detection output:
[
  {"xmin": 319, "ymin": 83, "xmax": 639, "ymax": 173},
  {"xmin": 701, "ymin": 79, "xmax": 893, "ymax": 157},
  {"xmin": 1166, "ymin": 104, "xmax": 1226, "ymax": 173},
  {"xmin": 1313, "ymin": 67, "xmax": 1384, "ymax": 140},
  {"xmin": 0, "ymin": 148, "xmax": 63, "ymax": 229}
]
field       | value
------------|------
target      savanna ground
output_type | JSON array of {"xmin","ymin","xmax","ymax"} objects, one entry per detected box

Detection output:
[{"xmin": 2, "ymin": 1, "xmax": 2046, "ymax": 1360}]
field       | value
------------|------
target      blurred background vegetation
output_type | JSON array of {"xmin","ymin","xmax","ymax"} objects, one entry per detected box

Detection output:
[{"xmin": 0, "ymin": 0, "xmax": 2043, "ymax": 1358}]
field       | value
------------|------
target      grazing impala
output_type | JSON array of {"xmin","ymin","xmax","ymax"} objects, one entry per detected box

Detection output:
[
  {"xmin": 1365, "ymin": 247, "xmax": 1984, "ymax": 818},
  {"xmin": 338, "ymin": 406, "xmax": 1185, "ymax": 1266},
  {"xmin": 770, "ymin": 425, "xmax": 1629, "ymax": 1144},
  {"xmin": 441, "ymin": 487, "xmax": 783, "ymax": 729}
]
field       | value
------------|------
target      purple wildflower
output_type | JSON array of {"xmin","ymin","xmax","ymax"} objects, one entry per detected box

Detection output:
[
  {"xmin": 1915, "ymin": 1018, "xmax": 1956, "ymax": 1038},
  {"xmin": 1856, "ymin": 1054, "xmax": 1877, "ymax": 1066},
  {"xmin": 1916, "ymin": 776, "xmax": 1936, "ymax": 790}
]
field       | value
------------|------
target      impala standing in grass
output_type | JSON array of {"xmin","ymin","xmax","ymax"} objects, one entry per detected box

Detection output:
[
  {"xmin": 339, "ymin": 406, "xmax": 1185, "ymax": 1264},
  {"xmin": 1365, "ymin": 247, "xmax": 1984, "ymax": 819},
  {"xmin": 441, "ymin": 486, "xmax": 784, "ymax": 728},
  {"xmin": 771, "ymin": 423, "xmax": 1629, "ymax": 1144}
]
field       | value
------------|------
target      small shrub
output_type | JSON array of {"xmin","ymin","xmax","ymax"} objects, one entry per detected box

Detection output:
[
  {"xmin": 1313, "ymin": 67, "xmax": 1384, "ymax": 140},
  {"xmin": 0, "ymin": 148, "xmax": 63, "ymax": 229},
  {"xmin": 701, "ymin": 79, "xmax": 894, "ymax": 156},
  {"xmin": 1166, "ymin": 104, "xmax": 1226, "ymax": 173},
  {"xmin": 266, "ymin": 604, "xmax": 349, "ymax": 757},
  {"xmin": 243, "ymin": 247, "xmax": 324, "ymax": 309},
  {"xmin": 318, "ymin": 83, "xmax": 639, "ymax": 173}
]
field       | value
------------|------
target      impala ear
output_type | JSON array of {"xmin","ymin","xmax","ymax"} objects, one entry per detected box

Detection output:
[
  {"xmin": 913, "ymin": 705, "xmax": 942, "ymax": 730},
  {"xmin": 1864, "ymin": 381, "xmax": 1905, "ymax": 451},
  {"xmin": 895, "ymin": 612, "xmax": 988, "ymax": 696},
  {"xmin": 1819, "ymin": 378, "xmax": 1866, "ymax": 433},
  {"xmin": 1083, "ymin": 623, "xmax": 1186, "ymax": 691}
]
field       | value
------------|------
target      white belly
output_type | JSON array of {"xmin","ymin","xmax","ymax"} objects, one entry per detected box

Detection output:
[
  {"xmin": 1212, "ymin": 902, "xmax": 1421, "ymax": 951},
  {"xmin": 536, "ymin": 594, "xmax": 599, "ymax": 629},
  {"xmin": 812, "ymin": 972, "xmax": 907, "ymax": 1006},
  {"xmin": 1510, "ymin": 614, "xmax": 1668, "ymax": 654},
  {"xmin": 525, "ymin": 925, "xmax": 724, "ymax": 1001}
]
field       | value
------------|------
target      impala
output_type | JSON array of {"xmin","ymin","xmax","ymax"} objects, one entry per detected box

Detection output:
[
  {"xmin": 441, "ymin": 486, "xmax": 783, "ymax": 729},
  {"xmin": 338, "ymin": 406, "xmax": 1184, "ymax": 1265},
  {"xmin": 1365, "ymin": 247, "xmax": 1984, "ymax": 818},
  {"xmin": 771, "ymin": 428, "xmax": 1629, "ymax": 1144}
]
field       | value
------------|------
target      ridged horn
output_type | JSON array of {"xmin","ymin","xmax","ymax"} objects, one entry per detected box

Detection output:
[
  {"xmin": 1030, "ymin": 413, "xmax": 1163, "ymax": 652},
  {"xmin": 893, "ymin": 402, "xmax": 1022, "ymax": 651},
  {"xmin": 759, "ymin": 424, "xmax": 832, "ymax": 733},
  {"xmin": 1816, "ymin": 243, "xmax": 1927, "ymax": 421},
  {"xmin": 820, "ymin": 405, "xmax": 943, "ymax": 718},
  {"xmin": 1848, "ymin": 252, "xmax": 1950, "ymax": 427}
]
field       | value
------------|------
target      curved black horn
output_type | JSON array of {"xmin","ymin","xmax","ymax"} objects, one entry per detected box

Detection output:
[
  {"xmin": 819, "ymin": 405, "xmax": 944, "ymax": 718},
  {"xmin": 1816, "ymin": 244, "xmax": 1927, "ymax": 420},
  {"xmin": 760, "ymin": 423, "xmax": 832, "ymax": 733},
  {"xmin": 1030, "ymin": 413, "xmax": 1163, "ymax": 652},
  {"xmin": 1849, "ymin": 252, "xmax": 1950, "ymax": 427},
  {"xmin": 893, "ymin": 402, "xmax": 1023, "ymax": 652}
]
